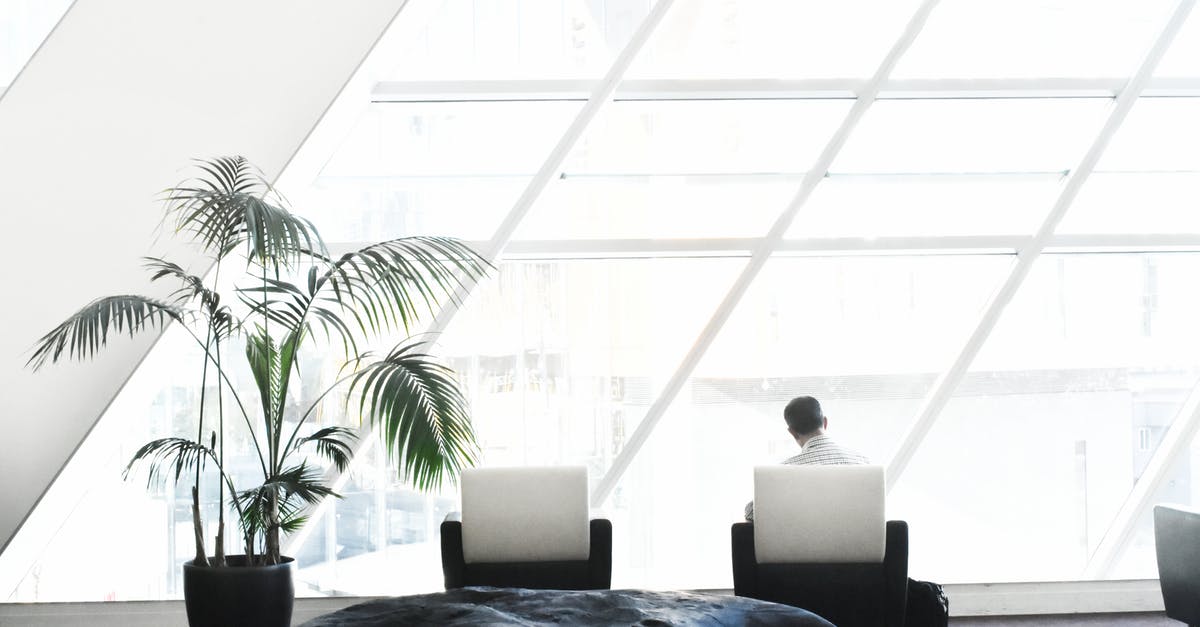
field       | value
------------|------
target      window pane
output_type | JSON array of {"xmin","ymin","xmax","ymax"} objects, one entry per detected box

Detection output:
[
  {"xmin": 518, "ymin": 176, "xmax": 796, "ymax": 240},
  {"xmin": 790, "ymin": 174, "xmax": 1062, "ymax": 238},
  {"xmin": 1095, "ymin": 98, "xmax": 1200, "ymax": 173},
  {"xmin": 320, "ymin": 103, "xmax": 580, "ymax": 178},
  {"xmin": 893, "ymin": 0, "xmax": 1176, "ymax": 79},
  {"xmin": 1155, "ymin": 7, "xmax": 1200, "ymax": 78},
  {"xmin": 562, "ymin": 100, "xmax": 850, "ymax": 176},
  {"xmin": 297, "ymin": 102, "xmax": 579, "ymax": 242},
  {"xmin": 893, "ymin": 253, "xmax": 1200, "ymax": 583},
  {"xmin": 516, "ymin": 99, "xmax": 849, "ymax": 240},
  {"xmin": 831, "ymin": 100, "xmax": 1109, "ymax": 174},
  {"xmin": 628, "ymin": 0, "xmax": 921, "ymax": 79},
  {"xmin": 1058, "ymin": 172, "xmax": 1200, "ymax": 235}
]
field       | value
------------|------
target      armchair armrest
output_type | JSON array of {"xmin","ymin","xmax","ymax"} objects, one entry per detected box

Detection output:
[
  {"xmin": 588, "ymin": 519, "xmax": 613, "ymax": 590},
  {"xmin": 884, "ymin": 520, "xmax": 909, "ymax": 627},
  {"xmin": 731, "ymin": 522, "xmax": 757, "ymax": 597},
  {"xmin": 440, "ymin": 520, "xmax": 466, "ymax": 589}
]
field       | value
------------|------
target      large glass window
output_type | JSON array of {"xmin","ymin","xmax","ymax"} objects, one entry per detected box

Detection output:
[{"xmin": 9, "ymin": 0, "xmax": 1200, "ymax": 602}]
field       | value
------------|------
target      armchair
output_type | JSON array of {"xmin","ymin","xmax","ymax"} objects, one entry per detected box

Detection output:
[
  {"xmin": 731, "ymin": 465, "xmax": 908, "ymax": 627},
  {"xmin": 440, "ymin": 466, "xmax": 612, "ymax": 590}
]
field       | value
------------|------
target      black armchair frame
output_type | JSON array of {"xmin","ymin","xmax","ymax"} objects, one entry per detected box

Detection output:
[
  {"xmin": 732, "ymin": 519, "xmax": 908, "ymax": 627},
  {"xmin": 441, "ymin": 518, "xmax": 612, "ymax": 590}
]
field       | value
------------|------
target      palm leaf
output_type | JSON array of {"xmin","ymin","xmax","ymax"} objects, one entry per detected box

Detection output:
[
  {"xmin": 348, "ymin": 341, "xmax": 478, "ymax": 491},
  {"xmin": 28, "ymin": 295, "xmax": 183, "ymax": 370},
  {"xmin": 239, "ymin": 277, "xmax": 357, "ymax": 356},
  {"xmin": 319, "ymin": 237, "xmax": 490, "ymax": 337},
  {"xmin": 244, "ymin": 326, "xmax": 296, "ymax": 438},
  {"xmin": 124, "ymin": 437, "xmax": 216, "ymax": 489},
  {"xmin": 292, "ymin": 426, "xmax": 358, "ymax": 472},
  {"xmin": 236, "ymin": 463, "xmax": 338, "ymax": 536},
  {"xmin": 144, "ymin": 257, "xmax": 238, "ymax": 341},
  {"xmin": 165, "ymin": 156, "xmax": 326, "ymax": 269}
]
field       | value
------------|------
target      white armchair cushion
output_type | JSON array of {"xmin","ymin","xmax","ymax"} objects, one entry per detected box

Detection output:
[
  {"xmin": 461, "ymin": 466, "xmax": 590, "ymax": 564},
  {"xmin": 753, "ymin": 464, "xmax": 886, "ymax": 564}
]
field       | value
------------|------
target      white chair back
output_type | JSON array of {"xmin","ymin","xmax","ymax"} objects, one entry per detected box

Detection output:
[
  {"xmin": 461, "ymin": 466, "xmax": 590, "ymax": 564},
  {"xmin": 753, "ymin": 464, "xmax": 886, "ymax": 564}
]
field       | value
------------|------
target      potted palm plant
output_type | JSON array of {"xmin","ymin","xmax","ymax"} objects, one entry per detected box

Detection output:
[{"xmin": 28, "ymin": 156, "xmax": 490, "ymax": 626}]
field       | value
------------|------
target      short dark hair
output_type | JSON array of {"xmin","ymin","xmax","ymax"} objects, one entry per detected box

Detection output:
[{"xmin": 783, "ymin": 396, "xmax": 824, "ymax": 434}]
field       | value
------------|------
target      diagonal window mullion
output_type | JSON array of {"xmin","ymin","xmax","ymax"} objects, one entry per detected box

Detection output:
[
  {"xmin": 883, "ymin": 0, "xmax": 1198, "ymax": 491},
  {"xmin": 590, "ymin": 0, "xmax": 946, "ymax": 509}
]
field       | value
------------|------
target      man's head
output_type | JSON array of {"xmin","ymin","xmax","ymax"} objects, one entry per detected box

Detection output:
[{"xmin": 783, "ymin": 395, "xmax": 827, "ymax": 442}]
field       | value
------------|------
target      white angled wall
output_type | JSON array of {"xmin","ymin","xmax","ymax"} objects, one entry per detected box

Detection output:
[{"xmin": 0, "ymin": 0, "xmax": 406, "ymax": 552}]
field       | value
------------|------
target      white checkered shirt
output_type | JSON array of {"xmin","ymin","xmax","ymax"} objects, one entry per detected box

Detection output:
[{"xmin": 744, "ymin": 434, "xmax": 870, "ymax": 522}]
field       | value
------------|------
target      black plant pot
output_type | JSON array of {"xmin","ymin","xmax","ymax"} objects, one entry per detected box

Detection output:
[{"xmin": 182, "ymin": 555, "xmax": 294, "ymax": 627}]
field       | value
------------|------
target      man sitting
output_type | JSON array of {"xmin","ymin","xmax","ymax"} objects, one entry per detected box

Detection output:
[{"xmin": 744, "ymin": 395, "xmax": 869, "ymax": 521}]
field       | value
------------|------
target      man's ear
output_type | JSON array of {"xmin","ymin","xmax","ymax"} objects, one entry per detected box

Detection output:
[
  {"xmin": 787, "ymin": 427, "xmax": 800, "ymax": 439},
  {"xmin": 823, "ymin": 416, "xmax": 829, "ymax": 430}
]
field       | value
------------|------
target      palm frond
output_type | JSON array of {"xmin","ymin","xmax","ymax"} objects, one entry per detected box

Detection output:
[
  {"xmin": 165, "ymin": 156, "xmax": 326, "ymax": 268},
  {"xmin": 319, "ymin": 237, "xmax": 490, "ymax": 337},
  {"xmin": 292, "ymin": 426, "xmax": 358, "ymax": 472},
  {"xmin": 236, "ymin": 462, "xmax": 338, "ymax": 535},
  {"xmin": 28, "ymin": 295, "xmax": 183, "ymax": 370},
  {"xmin": 143, "ymin": 257, "xmax": 210, "ymax": 305},
  {"xmin": 144, "ymin": 257, "xmax": 239, "ymax": 341},
  {"xmin": 348, "ymin": 341, "xmax": 478, "ymax": 491},
  {"xmin": 238, "ymin": 277, "xmax": 357, "ymax": 356},
  {"xmin": 124, "ymin": 437, "xmax": 216, "ymax": 489},
  {"xmin": 244, "ymin": 326, "xmax": 299, "ymax": 435}
]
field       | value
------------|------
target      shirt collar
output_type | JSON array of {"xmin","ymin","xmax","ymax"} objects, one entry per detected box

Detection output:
[{"xmin": 802, "ymin": 433, "xmax": 831, "ymax": 451}]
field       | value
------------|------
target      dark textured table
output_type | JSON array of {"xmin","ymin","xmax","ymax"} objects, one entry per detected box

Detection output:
[{"xmin": 300, "ymin": 586, "xmax": 834, "ymax": 626}]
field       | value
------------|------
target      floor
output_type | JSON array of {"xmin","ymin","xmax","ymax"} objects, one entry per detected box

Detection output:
[{"xmin": 953, "ymin": 613, "xmax": 1175, "ymax": 626}]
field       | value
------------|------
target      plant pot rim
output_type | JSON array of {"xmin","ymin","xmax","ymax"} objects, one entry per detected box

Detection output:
[{"xmin": 184, "ymin": 555, "xmax": 295, "ymax": 570}]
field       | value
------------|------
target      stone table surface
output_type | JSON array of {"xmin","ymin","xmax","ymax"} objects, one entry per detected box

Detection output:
[{"xmin": 299, "ymin": 586, "xmax": 835, "ymax": 626}]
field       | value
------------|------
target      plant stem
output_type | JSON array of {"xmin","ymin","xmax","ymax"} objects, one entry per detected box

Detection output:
[
  {"xmin": 211, "ymin": 257, "xmax": 227, "ymax": 567},
  {"xmin": 214, "ymin": 333, "xmax": 227, "ymax": 566},
  {"xmin": 261, "ymin": 262, "xmax": 283, "ymax": 561},
  {"xmin": 191, "ymin": 486, "xmax": 207, "ymax": 567},
  {"xmin": 192, "ymin": 324, "xmax": 213, "ymax": 567}
]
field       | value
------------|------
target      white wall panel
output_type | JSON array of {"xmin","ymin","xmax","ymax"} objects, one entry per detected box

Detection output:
[{"xmin": 0, "ymin": 0, "xmax": 405, "ymax": 552}]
